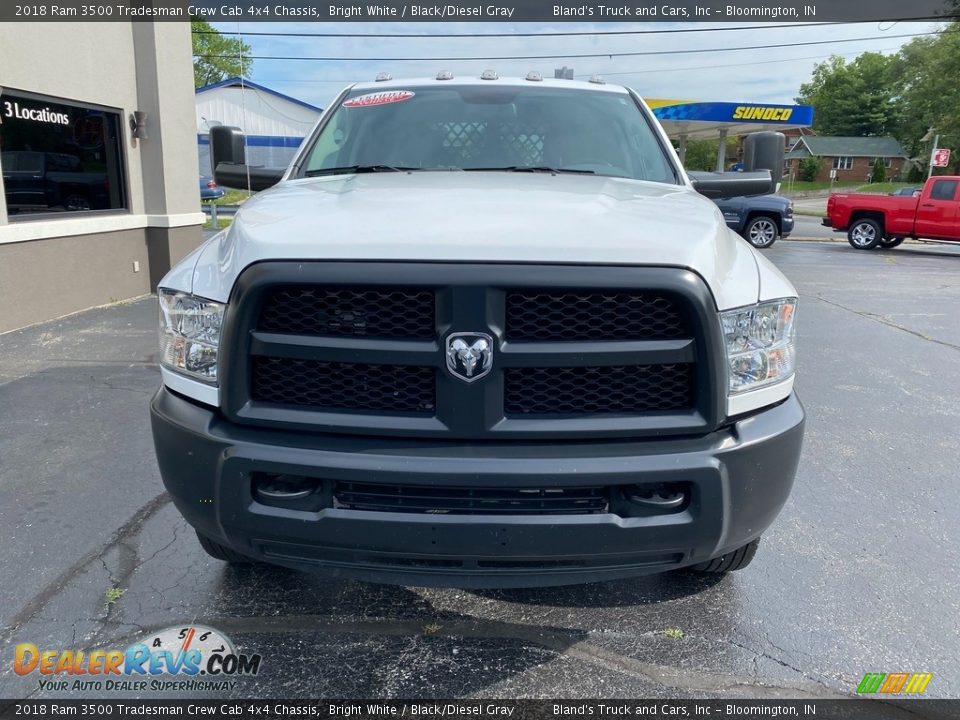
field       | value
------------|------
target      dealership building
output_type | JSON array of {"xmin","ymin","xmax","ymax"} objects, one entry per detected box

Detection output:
[{"xmin": 0, "ymin": 23, "xmax": 203, "ymax": 334}]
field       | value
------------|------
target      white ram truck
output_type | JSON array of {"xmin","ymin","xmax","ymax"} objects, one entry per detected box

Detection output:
[{"xmin": 151, "ymin": 75, "xmax": 804, "ymax": 588}]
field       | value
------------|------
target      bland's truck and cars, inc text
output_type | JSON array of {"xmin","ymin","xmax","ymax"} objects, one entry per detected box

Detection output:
[{"xmin": 151, "ymin": 76, "xmax": 804, "ymax": 588}]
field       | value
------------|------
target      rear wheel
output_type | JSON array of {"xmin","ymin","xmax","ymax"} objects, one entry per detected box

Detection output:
[
  {"xmin": 689, "ymin": 537, "xmax": 760, "ymax": 573},
  {"xmin": 848, "ymin": 218, "xmax": 882, "ymax": 250},
  {"xmin": 879, "ymin": 236, "xmax": 905, "ymax": 249},
  {"xmin": 743, "ymin": 215, "xmax": 779, "ymax": 248},
  {"xmin": 196, "ymin": 531, "xmax": 253, "ymax": 564}
]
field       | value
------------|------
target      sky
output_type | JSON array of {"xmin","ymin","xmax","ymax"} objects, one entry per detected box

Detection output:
[{"xmin": 208, "ymin": 20, "xmax": 943, "ymax": 109}]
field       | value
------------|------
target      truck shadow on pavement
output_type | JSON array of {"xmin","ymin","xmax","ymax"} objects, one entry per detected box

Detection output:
[{"xmin": 472, "ymin": 572, "xmax": 724, "ymax": 608}]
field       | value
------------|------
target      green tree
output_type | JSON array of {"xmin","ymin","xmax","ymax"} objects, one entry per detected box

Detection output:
[
  {"xmin": 890, "ymin": 23, "xmax": 960, "ymax": 173},
  {"xmin": 680, "ymin": 137, "xmax": 738, "ymax": 171},
  {"xmin": 795, "ymin": 53, "xmax": 901, "ymax": 137},
  {"xmin": 869, "ymin": 157, "xmax": 887, "ymax": 183},
  {"xmin": 191, "ymin": 20, "xmax": 253, "ymax": 88}
]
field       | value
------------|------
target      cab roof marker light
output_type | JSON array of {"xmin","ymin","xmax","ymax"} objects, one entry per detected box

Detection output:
[
  {"xmin": 480, "ymin": 70, "xmax": 499, "ymax": 80},
  {"xmin": 526, "ymin": 71, "xmax": 544, "ymax": 82},
  {"xmin": 436, "ymin": 71, "xmax": 454, "ymax": 81},
  {"xmin": 375, "ymin": 72, "xmax": 392, "ymax": 82},
  {"xmin": 588, "ymin": 75, "xmax": 606, "ymax": 85}
]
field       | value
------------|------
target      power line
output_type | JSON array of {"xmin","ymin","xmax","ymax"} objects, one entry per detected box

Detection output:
[
  {"xmin": 250, "ymin": 45, "xmax": 906, "ymax": 84},
  {"xmin": 195, "ymin": 29, "xmax": 947, "ymax": 62},
  {"xmin": 195, "ymin": 21, "xmax": 841, "ymax": 38},
  {"xmin": 191, "ymin": 16, "xmax": 954, "ymax": 39},
  {"xmin": 573, "ymin": 44, "xmax": 907, "ymax": 77}
]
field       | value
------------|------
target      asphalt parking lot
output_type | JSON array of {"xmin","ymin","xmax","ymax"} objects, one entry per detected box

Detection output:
[{"xmin": 1, "ymin": 240, "xmax": 959, "ymax": 701}]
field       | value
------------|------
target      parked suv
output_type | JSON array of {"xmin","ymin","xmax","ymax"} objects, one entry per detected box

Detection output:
[{"xmin": 151, "ymin": 76, "xmax": 804, "ymax": 588}]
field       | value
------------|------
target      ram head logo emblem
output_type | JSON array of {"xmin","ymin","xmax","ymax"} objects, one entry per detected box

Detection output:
[{"xmin": 445, "ymin": 332, "xmax": 494, "ymax": 383}]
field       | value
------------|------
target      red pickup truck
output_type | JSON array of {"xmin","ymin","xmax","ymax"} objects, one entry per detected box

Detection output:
[{"xmin": 824, "ymin": 176, "xmax": 960, "ymax": 249}]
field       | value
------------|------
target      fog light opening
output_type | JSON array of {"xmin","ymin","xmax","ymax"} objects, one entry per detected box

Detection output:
[
  {"xmin": 252, "ymin": 473, "xmax": 329, "ymax": 511},
  {"xmin": 626, "ymin": 483, "xmax": 688, "ymax": 511}
]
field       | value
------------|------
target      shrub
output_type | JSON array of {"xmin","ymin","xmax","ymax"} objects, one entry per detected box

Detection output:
[{"xmin": 798, "ymin": 157, "xmax": 822, "ymax": 182}]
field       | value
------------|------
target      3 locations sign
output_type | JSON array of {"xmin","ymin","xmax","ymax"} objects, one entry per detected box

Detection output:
[{"xmin": 2, "ymin": 99, "xmax": 70, "ymax": 126}]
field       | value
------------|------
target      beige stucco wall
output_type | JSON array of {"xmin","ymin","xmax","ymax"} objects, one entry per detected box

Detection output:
[
  {"xmin": 0, "ymin": 229, "xmax": 153, "ymax": 331},
  {"xmin": 0, "ymin": 22, "xmax": 204, "ymax": 332}
]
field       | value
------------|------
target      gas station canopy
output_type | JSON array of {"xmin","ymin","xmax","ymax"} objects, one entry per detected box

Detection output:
[{"xmin": 644, "ymin": 99, "xmax": 815, "ymax": 140}]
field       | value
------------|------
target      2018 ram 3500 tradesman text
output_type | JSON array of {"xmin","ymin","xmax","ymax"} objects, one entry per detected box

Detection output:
[{"xmin": 150, "ymin": 77, "xmax": 804, "ymax": 588}]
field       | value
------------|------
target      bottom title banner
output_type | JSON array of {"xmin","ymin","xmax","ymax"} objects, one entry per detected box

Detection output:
[{"xmin": 1, "ymin": 700, "xmax": 957, "ymax": 720}]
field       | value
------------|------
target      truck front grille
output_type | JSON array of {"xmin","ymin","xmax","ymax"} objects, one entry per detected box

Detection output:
[
  {"xmin": 251, "ymin": 357, "xmax": 436, "ymax": 414},
  {"xmin": 225, "ymin": 263, "xmax": 722, "ymax": 439},
  {"xmin": 505, "ymin": 364, "xmax": 694, "ymax": 415},
  {"xmin": 334, "ymin": 481, "xmax": 608, "ymax": 515},
  {"xmin": 258, "ymin": 286, "xmax": 435, "ymax": 339},
  {"xmin": 506, "ymin": 290, "xmax": 687, "ymax": 341}
]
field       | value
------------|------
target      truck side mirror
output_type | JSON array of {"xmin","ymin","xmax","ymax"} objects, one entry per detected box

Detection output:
[
  {"xmin": 689, "ymin": 171, "xmax": 775, "ymax": 199},
  {"xmin": 209, "ymin": 125, "xmax": 284, "ymax": 191},
  {"xmin": 210, "ymin": 126, "xmax": 246, "ymax": 171},
  {"xmin": 743, "ymin": 131, "xmax": 786, "ymax": 184}
]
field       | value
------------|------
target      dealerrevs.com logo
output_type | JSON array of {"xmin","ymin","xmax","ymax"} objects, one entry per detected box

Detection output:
[
  {"xmin": 14, "ymin": 625, "xmax": 262, "ymax": 693},
  {"xmin": 857, "ymin": 672, "xmax": 933, "ymax": 695}
]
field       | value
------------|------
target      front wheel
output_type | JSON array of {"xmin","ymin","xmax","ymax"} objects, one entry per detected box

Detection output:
[
  {"xmin": 743, "ymin": 216, "xmax": 779, "ymax": 248},
  {"xmin": 879, "ymin": 236, "xmax": 905, "ymax": 249},
  {"xmin": 848, "ymin": 218, "xmax": 882, "ymax": 250},
  {"xmin": 688, "ymin": 537, "xmax": 760, "ymax": 573}
]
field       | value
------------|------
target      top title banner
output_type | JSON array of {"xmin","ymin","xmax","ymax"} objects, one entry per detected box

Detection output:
[{"xmin": 2, "ymin": 0, "xmax": 957, "ymax": 22}]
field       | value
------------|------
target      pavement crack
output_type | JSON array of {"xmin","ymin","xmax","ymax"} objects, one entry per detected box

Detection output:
[
  {"xmin": 811, "ymin": 294, "xmax": 960, "ymax": 352},
  {"xmin": 1, "ymin": 493, "xmax": 172, "ymax": 648}
]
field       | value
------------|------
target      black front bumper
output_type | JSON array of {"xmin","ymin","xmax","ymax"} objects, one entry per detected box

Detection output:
[
  {"xmin": 150, "ymin": 388, "xmax": 804, "ymax": 588},
  {"xmin": 782, "ymin": 216, "xmax": 795, "ymax": 238}
]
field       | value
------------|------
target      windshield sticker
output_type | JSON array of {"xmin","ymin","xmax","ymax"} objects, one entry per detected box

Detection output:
[{"xmin": 343, "ymin": 91, "xmax": 415, "ymax": 108}]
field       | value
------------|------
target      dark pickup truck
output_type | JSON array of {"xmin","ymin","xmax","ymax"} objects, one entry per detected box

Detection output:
[
  {"xmin": 1, "ymin": 150, "xmax": 110, "ymax": 214},
  {"xmin": 712, "ymin": 193, "xmax": 794, "ymax": 248}
]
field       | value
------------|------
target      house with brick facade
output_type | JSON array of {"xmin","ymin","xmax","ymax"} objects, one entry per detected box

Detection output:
[{"xmin": 785, "ymin": 136, "xmax": 909, "ymax": 183}]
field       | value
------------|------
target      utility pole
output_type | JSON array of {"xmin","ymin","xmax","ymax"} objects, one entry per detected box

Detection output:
[{"xmin": 928, "ymin": 134, "xmax": 940, "ymax": 179}]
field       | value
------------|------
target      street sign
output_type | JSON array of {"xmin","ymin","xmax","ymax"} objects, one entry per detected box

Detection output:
[
  {"xmin": 829, "ymin": 169, "xmax": 837, "ymax": 179},
  {"xmin": 932, "ymin": 148, "xmax": 951, "ymax": 167}
]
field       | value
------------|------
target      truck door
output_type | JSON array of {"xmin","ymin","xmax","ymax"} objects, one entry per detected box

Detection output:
[{"xmin": 914, "ymin": 178, "xmax": 959, "ymax": 239}]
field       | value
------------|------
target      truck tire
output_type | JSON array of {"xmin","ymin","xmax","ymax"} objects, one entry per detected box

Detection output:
[
  {"xmin": 196, "ymin": 531, "xmax": 254, "ymax": 564},
  {"xmin": 743, "ymin": 215, "xmax": 779, "ymax": 248},
  {"xmin": 688, "ymin": 537, "xmax": 760, "ymax": 573},
  {"xmin": 847, "ymin": 218, "xmax": 882, "ymax": 250},
  {"xmin": 879, "ymin": 236, "xmax": 905, "ymax": 249}
]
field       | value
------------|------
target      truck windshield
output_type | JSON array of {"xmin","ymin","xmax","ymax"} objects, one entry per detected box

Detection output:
[{"xmin": 300, "ymin": 85, "xmax": 679, "ymax": 184}]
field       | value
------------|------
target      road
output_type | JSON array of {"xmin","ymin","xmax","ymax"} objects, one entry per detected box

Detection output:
[
  {"xmin": 1, "ymin": 241, "xmax": 959, "ymax": 701},
  {"xmin": 791, "ymin": 214, "xmax": 835, "ymax": 240}
]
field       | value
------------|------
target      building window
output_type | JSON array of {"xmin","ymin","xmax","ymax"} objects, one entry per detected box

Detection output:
[
  {"xmin": 873, "ymin": 157, "xmax": 893, "ymax": 169},
  {"xmin": 832, "ymin": 156, "xmax": 853, "ymax": 170},
  {"xmin": 1, "ymin": 88, "xmax": 127, "ymax": 220}
]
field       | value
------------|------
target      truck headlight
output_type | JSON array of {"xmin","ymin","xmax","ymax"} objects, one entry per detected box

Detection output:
[
  {"xmin": 158, "ymin": 289, "xmax": 225, "ymax": 384},
  {"xmin": 721, "ymin": 299, "xmax": 796, "ymax": 394}
]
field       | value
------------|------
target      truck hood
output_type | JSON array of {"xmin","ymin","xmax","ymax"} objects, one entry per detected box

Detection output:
[{"xmin": 186, "ymin": 172, "xmax": 762, "ymax": 309}]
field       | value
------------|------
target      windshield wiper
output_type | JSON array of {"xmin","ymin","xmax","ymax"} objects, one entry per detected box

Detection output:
[
  {"xmin": 304, "ymin": 164, "xmax": 419, "ymax": 177},
  {"xmin": 465, "ymin": 166, "xmax": 596, "ymax": 175}
]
